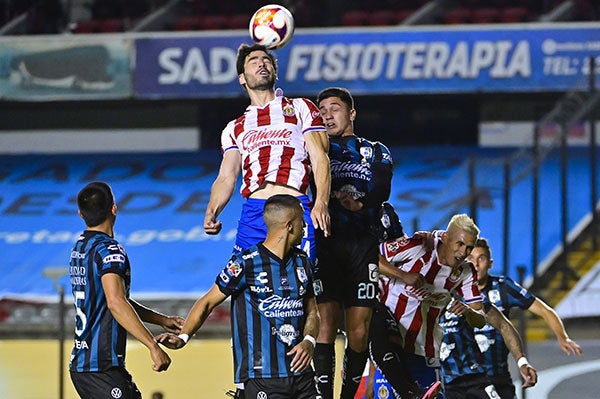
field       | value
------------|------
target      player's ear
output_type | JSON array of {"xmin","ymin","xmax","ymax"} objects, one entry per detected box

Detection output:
[
  {"xmin": 238, "ymin": 73, "xmax": 246, "ymax": 85},
  {"xmin": 349, "ymin": 108, "xmax": 356, "ymax": 122}
]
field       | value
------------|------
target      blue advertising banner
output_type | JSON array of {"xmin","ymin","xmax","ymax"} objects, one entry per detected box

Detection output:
[
  {"xmin": 1, "ymin": 147, "xmax": 594, "ymax": 298},
  {"xmin": 134, "ymin": 23, "xmax": 600, "ymax": 98}
]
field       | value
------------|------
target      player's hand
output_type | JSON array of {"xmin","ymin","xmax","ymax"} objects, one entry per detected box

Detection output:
[
  {"xmin": 399, "ymin": 270, "xmax": 425, "ymax": 288},
  {"xmin": 560, "ymin": 337, "xmax": 583, "ymax": 356},
  {"xmin": 162, "ymin": 316, "xmax": 185, "ymax": 334},
  {"xmin": 204, "ymin": 215, "xmax": 223, "ymax": 235},
  {"xmin": 414, "ymin": 231, "xmax": 434, "ymax": 250},
  {"xmin": 150, "ymin": 343, "xmax": 171, "ymax": 372},
  {"xmin": 520, "ymin": 364, "xmax": 538, "ymax": 388},
  {"xmin": 287, "ymin": 340, "xmax": 314, "ymax": 373},
  {"xmin": 310, "ymin": 199, "xmax": 331, "ymax": 237},
  {"xmin": 447, "ymin": 298, "xmax": 470, "ymax": 316},
  {"xmin": 155, "ymin": 333, "xmax": 186, "ymax": 350}
]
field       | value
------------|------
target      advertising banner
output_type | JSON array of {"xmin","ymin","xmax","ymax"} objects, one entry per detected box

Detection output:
[
  {"xmin": 0, "ymin": 35, "xmax": 132, "ymax": 100},
  {"xmin": 134, "ymin": 23, "xmax": 600, "ymax": 98}
]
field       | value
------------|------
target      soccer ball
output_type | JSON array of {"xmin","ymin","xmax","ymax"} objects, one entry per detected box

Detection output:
[{"xmin": 249, "ymin": 4, "xmax": 295, "ymax": 50}]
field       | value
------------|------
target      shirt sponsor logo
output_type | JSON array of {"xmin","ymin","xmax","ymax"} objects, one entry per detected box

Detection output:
[
  {"xmin": 271, "ymin": 323, "xmax": 299, "ymax": 345},
  {"xmin": 258, "ymin": 295, "xmax": 304, "ymax": 318},
  {"xmin": 102, "ymin": 254, "xmax": 125, "ymax": 264}
]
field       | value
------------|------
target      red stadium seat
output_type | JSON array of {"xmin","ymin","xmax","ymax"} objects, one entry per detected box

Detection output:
[
  {"xmin": 394, "ymin": 9, "xmax": 415, "ymax": 23},
  {"xmin": 341, "ymin": 10, "xmax": 367, "ymax": 26},
  {"xmin": 173, "ymin": 16, "xmax": 202, "ymax": 31},
  {"xmin": 199, "ymin": 15, "xmax": 228, "ymax": 30},
  {"xmin": 498, "ymin": 7, "xmax": 530, "ymax": 23},
  {"xmin": 368, "ymin": 11, "xmax": 396, "ymax": 26},
  {"xmin": 72, "ymin": 19, "xmax": 98, "ymax": 34},
  {"xmin": 98, "ymin": 18, "xmax": 126, "ymax": 33},
  {"xmin": 471, "ymin": 8, "xmax": 499, "ymax": 23},
  {"xmin": 227, "ymin": 14, "xmax": 250, "ymax": 30},
  {"xmin": 443, "ymin": 8, "xmax": 471, "ymax": 24}
]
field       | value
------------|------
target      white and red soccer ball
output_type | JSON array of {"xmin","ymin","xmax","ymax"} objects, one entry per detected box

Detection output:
[{"xmin": 249, "ymin": 4, "xmax": 295, "ymax": 50}]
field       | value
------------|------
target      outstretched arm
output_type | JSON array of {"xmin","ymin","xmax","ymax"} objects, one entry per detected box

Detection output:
[
  {"xmin": 528, "ymin": 298, "xmax": 583, "ymax": 356},
  {"xmin": 156, "ymin": 284, "xmax": 228, "ymax": 349},
  {"xmin": 486, "ymin": 304, "xmax": 538, "ymax": 388},
  {"xmin": 305, "ymin": 129, "xmax": 331, "ymax": 237},
  {"xmin": 130, "ymin": 300, "xmax": 184, "ymax": 333},
  {"xmin": 102, "ymin": 273, "xmax": 171, "ymax": 372},
  {"xmin": 204, "ymin": 150, "xmax": 241, "ymax": 235}
]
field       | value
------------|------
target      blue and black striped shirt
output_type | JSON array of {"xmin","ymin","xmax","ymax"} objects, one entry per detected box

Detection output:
[
  {"xmin": 476, "ymin": 275, "xmax": 535, "ymax": 378},
  {"xmin": 69, "ymin": 230, "xmax": 130, "ymax": 373},
  {"xmin": 328, "ymin": 135, "xmax": 393, "ymax": 235},
  {"xmin": 216, "ymin": 243, "xmax": 314, "ymax": 383}
]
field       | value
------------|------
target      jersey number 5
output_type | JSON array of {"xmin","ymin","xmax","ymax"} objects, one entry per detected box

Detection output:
[{"xmin": 74, "ymin": 290, "xmax": 88, "ymax": 336}]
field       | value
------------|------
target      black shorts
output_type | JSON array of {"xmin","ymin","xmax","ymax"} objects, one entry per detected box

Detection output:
[
  {"xmin": 70, "ymin": 367, "xmax": 141, "ymax": 399},
  {"xmin": 244, "ymin": 372, "xmax": 318, "ymax": 399},
  {"xmin": 314, "ymin": 232, "xmax": 379, "ymax": 307},
  {"xmin": 490, "ymin": 374, "xmax": 515, "ymax": 399},
  {"xmin": 445, "ymin": 373, "xmax": 500, "ymax": 399}
]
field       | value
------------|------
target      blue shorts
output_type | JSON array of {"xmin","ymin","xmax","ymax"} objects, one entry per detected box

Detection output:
[{"xmin": 234, "ymin": 196, "xmax": 316, "ymax": 264}]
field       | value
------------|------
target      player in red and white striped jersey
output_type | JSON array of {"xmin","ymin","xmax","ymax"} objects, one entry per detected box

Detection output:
[
  {"xmin": 375, "ymin": 214, "xmax": 486, "ymax": 389},
  {"xmin": 204, "ymin": 44, "xmax": 331, "ymax": 263}
]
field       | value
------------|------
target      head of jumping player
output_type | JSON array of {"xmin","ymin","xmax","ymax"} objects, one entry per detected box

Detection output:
[
  {"xmin": 439, "ymin": 213, "xmax": 479, "ymax": 268},
  {"xmin": 316, "ymin": 87, "xmax": 355, "ymax": 138},
  {"xmin": 236, "ymin": 43, "xmax": 278, "ymax": 92}
]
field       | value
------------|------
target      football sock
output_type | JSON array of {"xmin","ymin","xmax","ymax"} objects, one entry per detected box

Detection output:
[
  {"xmin": 340, "ymin": 347, "xmax": 368, "ymax": 399},
  {"xmin": 313, "ymin": 343, "xmax": 335, "ymax": 399}
]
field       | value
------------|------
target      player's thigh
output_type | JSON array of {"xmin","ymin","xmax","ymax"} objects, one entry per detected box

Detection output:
[
  {"xmin": 344, "ymin": 234, "xmax": 379, "ymax": 307},
  {"xmin": 70, "ymin": 367, "xmax": 141, "ymax": 399}
]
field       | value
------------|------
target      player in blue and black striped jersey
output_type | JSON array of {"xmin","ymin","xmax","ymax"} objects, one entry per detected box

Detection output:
[
  {"xmin": 468, "ymin": 238, "xmax": 582, "ymax": 399},
  {"xmin": 439, "ymin": 297, "xmax": 537, "ymax": 399},
  {"xmin": 157, "ymin": 194, "xmax": 320, "ymax": 399},
  {"xmin": 69, "ymin": 181, "xmax": 184, "ymax": 399},
  {"xmin": 313, "ymin": 87, "xmax": 394, "ymax": 399}
]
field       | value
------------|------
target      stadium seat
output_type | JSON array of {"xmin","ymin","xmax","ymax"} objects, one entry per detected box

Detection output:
[
  {"xmin": 72, "ymin": 19, "xmax": 98, "ymax": 34},
  {"xmin": 471, "ymin": 7, "xmax": 499, "ymax": 23},
  {"xmin": 173, "ymin": 16, "xmax": 202, "ymax": 31},
  {"xmin": 443, "ymin": 8, "xmax": 471, "ymax": 24},
  {"xmin": 341, "ymin": 10, "xmax": 367, "ymax": 26},
  {"xmin": 199, "ymin": 15, "xmax": 229, "ymax": 30},
  {"xmin": 97, "ymin": 18, "xmax": 126, "ymax": 33},
  {"xmin": 394, "ymin": 9, "xmax": 415, "ymax": 23},
  {"xmin": 227, "ymin": 14, "xmax": 250, "ymax": 29},
  {"xmin": 499, "ymin": 7, "xmax": 529, "ymax": 23},
  {"xmin": 368, "ymin": 10, "xmax": 396, "ymax": 26}
]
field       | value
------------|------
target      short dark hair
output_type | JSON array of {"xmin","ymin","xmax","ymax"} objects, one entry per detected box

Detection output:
[
  {"xmin": 474, "ymin": 237, "xmax": 492, "ymax": 258},
  {"xmin": 263, "ymin": 194, "xmax": 302, "ymax": 227},
  {"xmin": 316, "ymin": 87, "xmax": 354, "ymax": 109},
  {"xmin": 77, "ymin": 181, "xmax": 114, "ymax": 227},
  {"xmin": 236, "ymin": 43, "xmax": 278, "ymax": 76}
]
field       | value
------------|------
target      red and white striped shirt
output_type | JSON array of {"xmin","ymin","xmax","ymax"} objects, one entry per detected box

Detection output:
[
  {"xmin": 221, "ymin": 95, "xmax": 325, "ymax": 198},
  {"xmin": 379, "ymin": 234, "xmax": 482, "ymax": 358}
]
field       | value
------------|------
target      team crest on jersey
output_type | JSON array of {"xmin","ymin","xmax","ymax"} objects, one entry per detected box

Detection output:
[
  {"xmin": 282, "ymin": 104, "xmax": 295, "ymax": 117},
  {"xmin": 359, "ymin": 146, "xmax": 372, "ymax": 161},
  {"xmin": 226, "ymin": 260, "xmax": 242, "ymax": 277},
  {"xmin": 313, "ymin": 279, "xmax": 323, "ymax": 296},
  {"xmin": 377, "ymin": 384, "xmax": 390, "ymax": 399},
  {"xmin": 488, "ymin": 289, "xmax": 501, "ymax": 304},
  {"xmin": 449, "ymin": 264, "xmax": 463, "ymax": 282}
]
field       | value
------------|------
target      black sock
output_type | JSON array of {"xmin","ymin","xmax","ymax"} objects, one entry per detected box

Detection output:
[
  {"xmin": 313, "ymin": 343, "xmax": 335, "ymax": 399},
  {"xmin": 340, "ymin": 347, "xmax": 368, "ymax": 399},
  {"xmin": 369, "ymin": 339, "xmax": 416, "ymax": 397}
]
